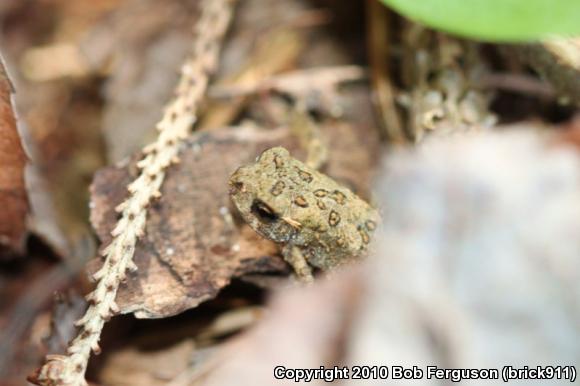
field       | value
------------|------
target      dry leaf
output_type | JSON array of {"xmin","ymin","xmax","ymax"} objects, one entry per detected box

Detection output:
[
  {"xmin": 43, "ymin": 291, "xmax": 87, "ymax": 355},
  {"xmin": 192, "ymin": 269, "xmax": 363, "ymax": 386},
  {"xmin": 100, "ymin": 340, "xmax": 196, "ymax": 386},
  {"xmin": 1, "ymin": 0, "xmax": 115, "ymax": 259},
  {"xmin": 0, "ymin": 56, "xmax": 28, "ymax": 253},
  {"xmin": 82, "ymin": 0, "xmax": 201, "ymax": 163}
]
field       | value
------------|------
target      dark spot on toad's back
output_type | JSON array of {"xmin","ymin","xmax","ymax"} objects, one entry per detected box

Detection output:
[
  {"xmin": 294, "ymin": 195, "xmax": 308, "ymax": 207},
  {"xmin": 329, "ymin": 210, "xmax": 340, "ymax": 226},
  {"xmin": 314, "ymin": 189, "xmax": 328, "ymax": 197},
  {"xmin": 297, "ymin": 169, "xmax": 313, "ymax": 183},
  {"xmin": 271, "ymin": 180, "xmax": 285, "ymax": 196}
]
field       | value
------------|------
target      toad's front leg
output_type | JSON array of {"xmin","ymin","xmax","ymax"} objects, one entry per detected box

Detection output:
[{"xmin": 282, "ymin": 244, "xmax": 314, "ymax": 283}]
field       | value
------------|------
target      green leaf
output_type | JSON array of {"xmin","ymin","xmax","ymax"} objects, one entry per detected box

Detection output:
[{"xmin": 380, "ymin": 0, "xmax": 580, "ymax": 42}]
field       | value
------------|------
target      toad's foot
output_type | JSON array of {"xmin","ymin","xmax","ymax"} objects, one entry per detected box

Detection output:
[{"xmin": 283, "ymin": 244, "xmax": 313, "ymax": 283}]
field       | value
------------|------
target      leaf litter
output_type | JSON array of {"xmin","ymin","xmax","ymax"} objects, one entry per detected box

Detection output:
[{"xmin": 0, "ymin": 0, "xmax": 577, "ymax": 385}]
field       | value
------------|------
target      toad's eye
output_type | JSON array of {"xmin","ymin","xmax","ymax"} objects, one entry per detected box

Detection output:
[{"xmin": 251, "ymin": 200, "xmax": 278, "ymax": 223}]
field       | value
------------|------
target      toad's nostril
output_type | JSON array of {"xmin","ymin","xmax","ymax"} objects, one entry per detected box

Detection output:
[{"xmin": 229, "ymin": 178, "xmax": 244, "ymax": 191}]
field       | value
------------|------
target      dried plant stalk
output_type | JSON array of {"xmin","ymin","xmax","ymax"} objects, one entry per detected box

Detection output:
[{"xmin": 31, "ymin": 1, "xmax": 235, "ymax": 385}]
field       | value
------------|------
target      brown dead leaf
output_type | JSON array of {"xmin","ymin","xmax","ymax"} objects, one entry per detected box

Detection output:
[
  {"xmin": 0, "ymin": 56, "xmax": 29, "ymax": 253},
  {"xmin": 43, "ymin": 291, "xmax": 87, "ymax": 355},
  {"xmin": 190, "ymin": 269, "xmax": 363, "ymax": 386},
  {"xmin": 100, "ymin": 340, "xmax": 196, "ymax": 386},
  {"xmin": 0, "ymin": 258, "xmax": 78, "ymax": 382},
  {"xmin": 90, "ymin": 122, "xmax": 379, "ymax": 318},
  {"xmin": 1, "ymin": 0, "xmax": 110, "ymax": 259},
  {"xmin": 200, "ymin": 27, "xmax": 304, "ymax": 130},
  {"xmin": 81, "ymin": 0, "xmax": 201, "ymax": 163}
]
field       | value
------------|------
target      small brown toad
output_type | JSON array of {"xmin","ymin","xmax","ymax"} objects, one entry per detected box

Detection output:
[{"xmin": 229, "ymin": 147, "xmax": 379, "ymax": 282}]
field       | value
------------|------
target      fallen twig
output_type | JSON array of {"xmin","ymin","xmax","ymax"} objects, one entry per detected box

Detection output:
[
  {"xmin": 209, "ymin": 65, "xmax": 366, "ymax": 101},
  {"xmin": 366, "ymin": 0, "xmax": 404, "ymax": 142}
]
